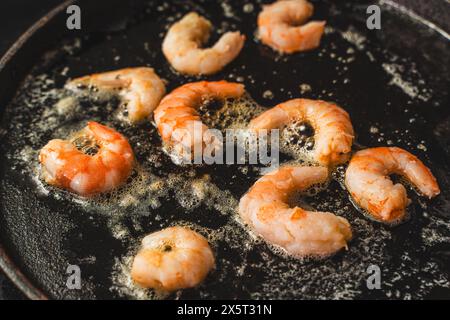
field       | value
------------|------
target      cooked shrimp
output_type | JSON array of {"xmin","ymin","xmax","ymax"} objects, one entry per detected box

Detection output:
[
  {"xmin": 249, "ymin": 99, "xmax": 354, "ymax": 166},
  {"xmin": 39, "ymin": 121, "xmax": 134, "ymax": 196},
  {"xmin": 345, "ymin": 147, "xmax": 440, "ymax": 223},
  {"xmin": 66, "ymin": 67, "xmax": 166, "ymax": 123},
  {"xmin": 258, "ymin": 0, "xmax": 326, "ymax": 53},
  {"xmin": 131, "ymin": 226, "xmax": 215, "ymax": 291},
  {"xmin": 154, "ymin": 81, "xmax": 245, "ymax": 160},
  {"xmin": 162, "ymin": 12, "xmax": 245, "ymax": 75},
  {"xmin": 239, "ymin": 165, "xmax": 352, "ymax": 257}
]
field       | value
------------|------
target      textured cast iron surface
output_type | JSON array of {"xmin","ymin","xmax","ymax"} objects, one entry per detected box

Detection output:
[{"xmin": 0, "ymin": 0, "xmax": 449, "ymax": 299}]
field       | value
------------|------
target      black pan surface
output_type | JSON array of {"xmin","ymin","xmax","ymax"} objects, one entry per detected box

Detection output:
[{"xmin": 0, "ymin": 0, "xmax": 449, "ymax": 299}]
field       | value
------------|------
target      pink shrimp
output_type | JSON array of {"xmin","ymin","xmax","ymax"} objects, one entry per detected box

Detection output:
[
  {"xmin": 131, "ymin": 226, "xmax": 215, "ymax": 291},
  {"xmin": 239, "ymin": 165, "xmax": 352, "ymax": 257},
  {"xmin": 258, "ymin": 0, "xmax": 326, "ymax": 53},
  {"xmin": 249, "ymin": 98, "xmax": 354, "ymax": 166},
  {"xmin": 66, "ymin": 67, "xmax": 166, "ymax": 123},
  {"xmin": 39, "ymin": 122, "xmax": 134, "ymax": 196},
  {"xmin": 154, "ymin": 81, "xmax": 245, "ymax": 161},
  {"xmin": 162, "ymin": 12, "xmax": 245, "ymax": 75},
  {"xmin": 345, "ymin": 147, "xmax": 440, "ymax": 223}
]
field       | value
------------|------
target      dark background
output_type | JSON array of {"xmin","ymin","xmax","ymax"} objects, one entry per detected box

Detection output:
[{"xmin": 0, "ymin": 0, "xmax": 63, "ymax": 300}]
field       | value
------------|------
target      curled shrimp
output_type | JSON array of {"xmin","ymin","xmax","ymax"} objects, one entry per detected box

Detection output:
[
  {"xmin": 39, "ymin": 121, "xmax": 134, "ymax": 196},
  {"xmin": 66, "ymin": 67, "xmax": 166, "ymax": 123},
  {"xmin": 249, "ymin": 98, "xmax": 354, "ymax": 166},
  {"xmin": 154, "ymin": 80, "xmax": 245, "ymax": 160},
  {"xmin": 131, "ymin": 226, "xmax": 215, "ymax": 291},
  {"xmin": 239, "ymin": 165, "xmax": 352, "ymax": 257},
  {"xmin": 162, "ymin": 12, "xmax": 245, "ymax": 75},
  {"xmin": 345, "ymin": 147, "xmax": 440, "ymax": 223},
  {"xmin": 258, "ymin": 0, "xmax": 326, "ymax": 54}
]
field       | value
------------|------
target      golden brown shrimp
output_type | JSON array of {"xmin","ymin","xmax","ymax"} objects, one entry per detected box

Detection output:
[
  {"xmin": 162, "ymin": 12, "xmax": 245, "ymax": 75},
  {"xmin": 66, "ymin": 67, "xmax": 166, "ymax": 123},
  {"xmin": 239, "ymin": 165, "xmax": 352, "ymax": 257},
  {"xmin": 131, "ymin": 226, "xmax": 215, "ymax": 292},
  {"xmin": 345, "ymin": 147, "xmax": 440, "ymax": 223},
  {"xmin": 257, "ymin": 0, "xmax": 326, "ymax": 53},
  {"xmin": 39, "ymin": 121, "xmax": 134, "ymax": 196},
  {"xmin": 154, "ymin": 81, "xmax": 245, "ymax": 160},
  {"xmin": 249, "ymin": 99, "xmax": 354, "ymax": 166}
]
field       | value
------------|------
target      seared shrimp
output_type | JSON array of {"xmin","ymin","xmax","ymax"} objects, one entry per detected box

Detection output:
[
  {"xmin": 239, "ymin": 166, "xmax": 352, "ymax": 257},
  {"xmin": 131, "ymin": 226, "xmax": 215, "ymax": 291},
  {"xmin": 258, "ymin": 0, "xmax": 326, "ymax": 53},
  {"xmin": 154, "ymin": 81, "xmax": 245, "ymax": 160},
  {"xmin": 39, "ymin": 121, "xmax": 134, "ymax": 196},
  {"xmin": 345, "ymin": 147, "xmax": 440, "ymax": 223},
  {"xmin": 249, "ymin": 99, "xmax": 354, "ymax": 166},
  {"xmin": 66, "ymin": 67, "xmax": 166, "ymax": 123},
  {"xmin": 162, "ymin": 12, "xmax": 245, "ymax": 75}
]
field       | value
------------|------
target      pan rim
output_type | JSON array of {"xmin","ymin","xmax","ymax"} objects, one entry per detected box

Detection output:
[
  {"xmin": 0, "ymin": 0, "xmax": 448, "ymax": 300},
  {"xmin": 0, "ymin": 0, "xmax": 75, "ymax": 300}
]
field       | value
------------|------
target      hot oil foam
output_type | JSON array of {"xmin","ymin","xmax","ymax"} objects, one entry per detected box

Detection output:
[
  {"xmin": 200, "ymin": 94, "xmax": 265, "ymax": 131},
  {"xmin": 6, "ymin": 68, "xmax": 440, "ymax": 301},
  {"xmin": 21, "ymin": 84, "xmax": 260, "ymax": 298},
  {"xmin": 279, "ymin": 121, "xmax": 317, "ymax": 164},
  {"xmin": 110, "ymin": 218, "xmax": 259, "ymax": 299},
  {"xmin": 3, "ymin": 4, "xmax": 450, "ymax": 298},
  {"xmin": 12, "ymin": 74, "xmax": 427, "ymax": 299}
]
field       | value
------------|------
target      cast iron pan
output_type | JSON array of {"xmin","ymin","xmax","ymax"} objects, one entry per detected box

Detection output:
[{"xmin": 0, "ymin": 0, "xmax": 449, "ymax": 300}]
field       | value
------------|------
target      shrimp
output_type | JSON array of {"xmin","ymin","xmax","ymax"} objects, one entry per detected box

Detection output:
[
  {"xmin": 162, "ymin": 12, "xmax": 245, "ymax": 75},
  {"xmin": 258, "ymin": 0, "xmax": 326, "ymax": 54},
  {"xmin": 239, "ymin": 165, "xmax": 352, "ymax": 257},
  {"xmin": 154, "ymin": 81, "xmax": 245, "ymax": 160},
  {"xmin": 39, "ymin": 121, "xmax": 134, "ymax": 196},
  {"xmin": 66, "ymin": 67, "xmax": 166, "ymax": 123},
  {"xmin": 249, "ymin": 99, "xmax": 354, "ymax": 166},
  {"xmin": 131, "ymin": 226, "xmax": 215, "ymax": 291},
  {"xmin": 345, "ymin": 147, "xmax": 440, "ymax": 223}
]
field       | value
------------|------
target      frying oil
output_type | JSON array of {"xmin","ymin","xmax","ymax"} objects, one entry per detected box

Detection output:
[{"xmin": 1, "ymin": 0, "xmax": 449, "ymax": 299}]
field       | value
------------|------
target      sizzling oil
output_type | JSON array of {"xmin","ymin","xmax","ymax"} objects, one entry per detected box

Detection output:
[{"xmin": 0, "ymin": 0, "xmax": 449, "ymax": 300}]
